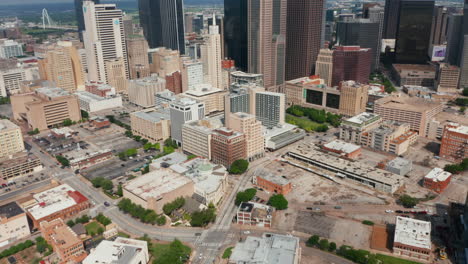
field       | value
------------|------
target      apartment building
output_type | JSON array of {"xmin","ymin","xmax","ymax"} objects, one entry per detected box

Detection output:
[
  {"xmin": 0, "ymin": 202, "xmax": 30, "ymax": 248},
  {"xmin": 374, "ymin": 96, "xmax": 443, "ymax": 137},
  {"xmin": 182, "ymin": 121, "xmax": 216, "ymax": 160},
  {"xmin": 0, "ymin": 120, "xmax": 24, "ymax": 158},
  {"xmin": 0, "ymin": 39, "xmax": 23, "ymax": 58},
  {"xmin": 211, "ymin": 128, "xmax": 246, "ymax": 169},
  {"xmin": 181, "ymin": 83, "xmax": 227, "ymax": 115},
  {"xmin": 340, "ymin": 112, "xmax": 382, "ymax": 144},
  {"xmin": 255, "ymin": 91, "xmax": 285, "ymax": 129},
  {"xmin": 228, "ymin": 112, "xmax": 265, "ymax": 161},
  {"xmin": 11, "ymin": 87, "xmax": 81, "ymax": 131},
  {"xmin": 169, "ymin": 98, "xmax": 205, "ymax": 145},
  {"xmin": 439, "ymin": 123, "xmax": 468, "ymax": 162},
  {"xmin": 130, "ymin": 109, "xmax": 171, "ymax": 143}
]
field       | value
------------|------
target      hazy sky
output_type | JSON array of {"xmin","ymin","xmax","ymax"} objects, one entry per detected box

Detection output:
[{"xmin": 0, "ymin": 0, "xmax": 134, "ymax": 5}]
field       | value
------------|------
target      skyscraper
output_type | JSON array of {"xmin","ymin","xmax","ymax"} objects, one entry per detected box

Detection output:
[
  {"xmin": 138, "ymin": 0, "xmax": 185, "ymax": 53},
  {"xmin": 247, "ymin": 0, "xmax": 287, "ymax": 93},
  {"xmin": 336, "ymin": 19, "xmax": 380, "ymax": 70},
  {"xmin": 445, "ymin": 14, "xmax": 463, "ymax": 66},
  {"xmin": 224, "ymin": 0, "xmax": 248, "ymax": 71},
  {"xmin": 82, "ymin": 2, "xmax": 129, "ymax": 84},
  {"xmin": 127, "ymin": 36, "xmax": 150, "ymax": 79},
  {"xmin": 430, "ymin": 6, "xmax": 449, "ymax": 46},
  {"xmin": 383, "ymin": 0, "xmax": 401, "ymax": 39},
  {"xmin": 255, "ymin": 91, "xmax": 285, "ymax": 129},
  {"xmin": 394, "ymin": 0, "xmax": 434, "ymax": 64},
  {"xmin": 74, "ymin": 0, "xmax": 100, "ymax": 39},
  {"xmin": 331, "ymin": 46, "xmax": 372, "ymax": 87},
  {"xmin": 203, "ymin": 15, "xmax": 223, "ymax": 89},
  {"xmin": 169, "ymin": 98, "xmax": 205, "ymax": 145},
  {"xmin": 315, "ymin": 49, "xmax": 334, "ymax": 87},
  {"xmin": 285, "ymin": 0, "xmax": 325, "ymax": 81}
]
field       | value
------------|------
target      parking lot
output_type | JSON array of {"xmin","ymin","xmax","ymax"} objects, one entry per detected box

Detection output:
[{"xmin": 0, "ymin": 170, "xmax": 50, "ymax": 195}]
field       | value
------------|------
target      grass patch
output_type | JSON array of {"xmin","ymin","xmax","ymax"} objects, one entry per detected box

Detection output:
[
  {"xmin": 222, "ymin": 247, "xmax": 234, "ymax": 259},
  {"xmin": 376, "ymin": 253, "xmax": 422, "ymax": 264},
  {"xmin": 150, "ymin": 241, "xmax": 191, "ymax": 263},
  {"xmin": 117, "ymin": 232, "xmax": 130, "ymax": 238},
  {"xmin": 362, "ymin": 220, "xmax": 374, "ymax": 226},
  {"xmin": 286, "ymin": 114, "xmax": 328, "ymax": 132},
  {"xmin": 85, "ymin": 222, "xmax": 103, "ymax": 235}
]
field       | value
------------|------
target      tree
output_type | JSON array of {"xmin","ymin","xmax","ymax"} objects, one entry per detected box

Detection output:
[
  {"xmin": 66, "ymin": 220, "xmax": 75, "ymax": 227},
  {"xmin": 229, "ymin": 159, "xmax": 249, "ymax": 174},
  {"xmin": 163, "ymin": 197, "xmax": 186, "ymax": 215},
  {"xmin": 164, "ymin": 138, "xmax": 178, "ymax": 149},
  {"xmin": 116, "ymin": 184, "xmax": 123, "ymax": 196},
  {"xmin": 399, "ymin": 194, "xmax": 418, "ymax": 208},
  {"xmin": 27, "ymin": 128, "xmax": 40, "ymax": 135},
  {"xmin": 329, "ymin": 242, "xmax": 337, "ymax": 252},
  {"xmin": 306, "ymin": 235, "xmax": 320, "ymax": 247},
  {"xmin": 55, "ymin": 155, "xmax": 70, "ymax": 167},
  {"xmin": 319, "ymin": 239, "xmax": 329, "ymax": 250},
  {"xmin": 268, "ymin": 194, "xmax": 288, "ymax": 210},
  {"xmin": 444, "ymin": 164, "xmax": 463, "ymax": 174},
  {"xmin": 101, "ymin": 179, "xmax": 113, "ymax": 191},
  {"xmin": 97, "ymin": 227, "xmax": 104, "ymax": 234},
  {"xmin": 463, "ymin": 87, "xmax": 468, "ymax": 96},
  {"xmin": 62, "ymin": 119, "xmax": 73, "ymax": 126},
  {"xmin": 190, "ymin": 208, "xmax": 216, "ymax": 227},
  {"xmin": 460, "ymin": 106, "xmax": 466, "ymax": 113},
  {"xmin": 80, "ymin": 110, "xmax": 89, "ymax": 119},
  {"xmin": 235, "ymin": 188, "xmax": 257, "ymax": 205},
  {"xmin": 154, "ymin": 239, "xmax": 191, "ymax": 264},
  {"xmin": 91, "ymin": 177, "xmax": 105, "ymax": 188}
]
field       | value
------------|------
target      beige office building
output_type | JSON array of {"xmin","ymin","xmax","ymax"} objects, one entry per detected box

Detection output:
[
  {"xmin": 374, "ymin": 96, "xmax": 443, "ymax": 137},
  {"xmin": 182, "ymin": 121, "xmax": 214, "ymax": 159},
  {"xmin": 338, "ymin": 80, "xmax": 368, "ymax": 117},
  {"xmin": 202, "ymin": 15, "xmax": 222, "ymax": 89},
  {"xmin": 436, "ymin": 63, "xmax": 460, "ymax": 93},
  {"xmin": 39, "ymin": 41, "xmax": 84, "ymax": 92},
  {"xmin": 149, "ymin": 47, "xmax": 181, "ymax": 77},
  {"xmin": 127, "ymin": 36, "xmax": 150, "ymax": 79},
  {"xmin": 315, "ymin": 49, "xmax": 334, "ymax": 87},
  {"xmin": 228, "ymin": 112, "xmax": 265, "ymax": 161},
  {"xmin": 0, "ymin": 120, "xmax": 25, "ymax": 158},
  {"xmin": 181, "ymin": 83, "xmax": 227, "ymax": 115},
  {"xmin": 130, "ymin": 109, "xmax": 170, "ymax": 143},
  {"xmin": 105, "ymin": 58, "xmax": 128, "ymax": 93},
  {"xmin": 128, "ymin": 75, "xmax": 166, "ymax": 107},
  {"xmin": 11, "ymin": 87, "xmax": 81, "ymax": 131},
  {"xmin": 0, "ymin": 202, "xmax": 30, "ymax": 248}
]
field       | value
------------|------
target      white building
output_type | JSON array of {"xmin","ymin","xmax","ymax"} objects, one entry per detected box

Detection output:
[
  {"xmin": 202, "ymin": 14, "xmax": 222, "ymax": 89},
  {"xmin": 76, "ymin": 91, "xmax": 122, "ymax": 112},
  {"xmin": 182, "ymin": 59, "xmax": 204, "ymax": 92},
  {"xmin": 0, "ymin": 202, "xmax": 30, "ymax": 248},
  {"xmin": 0, "ymin": 39, "xmax": 23, "ymax": 59},
  {"xmin": 0, "ymin": 64, "xmax": 39, "ymax": 96},
  {"xmin": 83, "ymin": 238, "xmax": 149, "ymax": 264},
  {"xmin": 393, "ymin": 216, "xmax": 431, "ymax": 262},
  {"xmin": 169, "ymin": 98, "xmax": 205, "ymax": 145},
  {"xmin": 82, "ymin": 1, "xmax": 129, "ymax": 84}
]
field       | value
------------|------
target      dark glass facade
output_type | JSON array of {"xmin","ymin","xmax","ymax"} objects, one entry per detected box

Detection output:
[
  {"xmin": 138, "ymin": 0, "xmax": 185, "ymax": 53},
  {"xmin": 224, "ymin": 0, "xmax": 248, "ymax": 71},
  {"xmin": 383, "ymin": 0, "xmax": 401, "ymax": 39},
  {"xmin": 394, "ymin": 0, "xmax": 434, "ymax": 64}
]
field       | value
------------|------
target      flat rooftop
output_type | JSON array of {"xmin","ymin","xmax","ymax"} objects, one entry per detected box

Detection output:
[
  {"xmin": 0, "ymin": 119, "xmax": 20, "ymax": 131},
  {"xmin": 41, "ymin": 219, "xmax": 81, "ymax": 249},
  {"xmin": 150, "ymin": 152, "xmax": 188, "ymax": 170},
  {"xmin": 132, "ymin": 109, "xmax": 170, "ymax": 123},
  {"xmin": 424, "ymin": 168, "xmax": 451, "ymax": 182},
  {"xmin": 230, "ymin": 233, "xmax": 300, "ymax": 264},
  {"xmin": 35, "ymin": 87, "xmax": 71, "ymax": 98},
  {"xmin": 375, "ymin": 96, "xmax": 443, "ymax": 112},
  {"xmin": 84, "ymin": 238, "xmax": 147, "ymax": 264},
  {"xmin": 254, "ymin": 168, "xmax": 290, "ymax": 186},
  {"xmin": 387, "ymin": 157, "xmax": 412, "ymax": 169},
  {"xmin": 0, "ymin": 202, "xmax": 24, "ymax": 219},
  {"xmin": 76, "ymin": 91, "xmax": 113, "ymax": 102},
  {"xmin": 176, "ymin": 158, "xmax": 227, "ymax": 194},
  {"xmin": 323, "ymin": 140, "xmax": 361, "ymax": 154},
  {"xmin": 344, "ymin": 112, "xmax": 381, "ymax": 126},
  {"xmin": 185, "ymin": 83, "xmax": 224, "ymax": 97},
  {"xmin": 393, "ymin": 64, "xmax": 436, "ymax": 72},
  {"xmin": 394, "ymin": 216, "xmax": 431, "ymax": 250},
  {"xmin": 124, "ymin": 169, "xmax": 192, "ymax": 201},
  {"xmin": 27, "ymin": 184, "xmax": 88, "ymax": 220},
  {"xmin": 446, "ymin": 123, "xmax": 468, "ymax": 135}
]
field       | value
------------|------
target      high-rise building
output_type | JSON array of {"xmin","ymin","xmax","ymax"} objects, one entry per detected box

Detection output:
[
  {"xmin": 0, "ymin": 62, "xmax": 40, "ymax": 97},
  {"xmin": 460, "ymin": 35, "xmax": 468, "ymax": 88},
  {"xmin": 203, "ymin": 15, "xmax": 223, "ymax": 89},
  {"xmin": 131, "ymin": 108, "xmax": 171, "ymax": 143},
  {"xmin": 383, "ymin": 0, "xmax": 401, "ymax": 39},
  {"xmin": 228, "ymin": 112, "xmax": 265, "ymax": 161},
  {"xmin": 82, "ymin": 2, "xmax": 129, "ymax": 85},
  {"xmin": 211, "ymin": 127, "xmax": 246, "ymax": 168},
  {"xmin": 338, "ymin": 81, "xmax": 368, "ymax": 117},
  {"xmin": 169, "ymin": 98, "xmax": 205, "ymax": 145},
  {"xmin": 315, "ymin": 49, "xmax": 334, "ymax": 87},
  {"xmin": 127, "ymin": 36, "xmax": 150, "ymax": 79},
  {"xmin": 430, "ymin": 6, "xmax": 449, "ymax": 46},
  {"xmin": 0, "ymin": 120, "xmax": 25, "ymax": 159},
  {"xmin": 285, "ymin": 0, "xmax": 325, "ymax": 81},
  {"xmin": 128, "ymin": 75, "xmax": 166, "ymax": 107},
  {"xmin": 247, "ymin": 0, "xmax": 287, "ymax": 93},
  {"xmin": 149, "ymin": 48, "xmax": 180, "ymax": 77},
  {"xmin": 367, "ymin": 5, "xmax": 385, "ymax": 63},
  {"xmin": 445, "ymin": 14, "xmax": 464, "ymax": 66},
  {"xmin": 74, "ymin": 0, "xmax": 100, "ymax": 39},
  {"xmin": 181, "ymin": 59, "xmax": 204, "ymax": 92},
  {"xmin": 439, "ymin": 123, "xmax": 468, "ymax": 162},
  {"xmin": 331, "ymin": 46, "xmax": 372, "ymax": 87},
  {"xmin": 394, "ymin": 0, "xmax": 435, "ymax": 64},
  {"xmin": 185, "ymin": 13, "xmax": 194, "ymax": 33},
  {"xmin": 336, "ymin": 19, "xmax": 380, "ymax": 70},
  {"xmin": 255, "ymin": 91, "xmax": 285, "ymax": 129},
  {"xmin": 181, "ymin": 84, "xmax": 227, "ymax": 115},
  {"xmin": 138, "ymin": 0, "xmax": 185, "ymax": 53},
  {"xmin": 39, "ymin": 41, "xmax": 84, "ymax": 92},
  {"xmin": 224, "ymin": 0, "xmax": 248, "ymax": 71},
  {"xmin": 105, "ymin": 58, "xmax": 128, "ymax": 93}
]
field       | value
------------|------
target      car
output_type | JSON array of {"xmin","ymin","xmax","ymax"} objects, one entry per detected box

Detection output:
[
  {"xmin": 243, "ymin": 231, "xmax": 251, "ymax": 234},
  {"xmin": 313, "ymin": 208, "xmax": 321, "ymax": 211},
  {"xmin": 104, "ymin": 202, "xmax": 110, "ymax": 207},
  {"xmin": 385, "ymin": 210, "xmax": 394, "ymax": 213},
  {"xmin": 334, "ymin": 206, "xmax": 342, "ymax": 209},
  {"xmin": 306, "ymin": 207, "xmax": 313, "ymax": 210}
]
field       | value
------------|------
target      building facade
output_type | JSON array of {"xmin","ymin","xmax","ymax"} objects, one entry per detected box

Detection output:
[
  {"xmin": 331, "ymin": 46, "xmax": 372, "ymax": 87},
  {"xmin": 315, "ymin": 49, "xmax": 334, "ymax": 87},
  {"xmin": 127, "ymin": 36, "xmax": 151, "ymax": 79},
  {"xmin": 224, "ymin": 0, "xmax": 248, "ymax": 71},
  {"xmin": 237, "ymin": 202, "xmax": 273, "ymax": 228},
  {"xmin": 169, "ymin": 98, "xmax": 205, "ymax": 145},
  {"xmin": 228, "ymin": 112, "xmax": 265, "ymax": 161},
  {"xmin": 211, "ymin": 128, "xmax": 246, "ymax": 169},
  {"xmin": 128, "ymin": 75, "xmax": 166, "ymax": 107},
  {"xmin": 423, "ymin": 167, "xmax": 452, "ymax": 193},
  {"xmin": 253, "ymin": 169, "xmax": 292, "ymax": 195},
  {"xmin": 391, "ymin": 64, "xmax": 436, "ymax": 87},
  {"xmin": 393, "ymin": 216, "xmax": 431, "ymax": 261},
  {"xmin": 255, "ymin": 91, "xmax": 285, "ymax": 129},
  {"xmin": 0, "ymin": 120, "xmax": 24, "ymax": 159},
  {"xmin": 83, "ymin": 238, "xmax": 149, "ymax": 264},
  {"xmin": 439, "ymin": 123, "xmax": 468, "ymax": 162},
  {"xmin": 0, "ymin": 202, "xmax": 30, "ymax": 248},
  {"xmin": 130, "ymin": 109, "xmax": 171, "ymax": 143},
  {"xmin": 338, "ymin": 81, "xmax": 368, "ymax": 117}
]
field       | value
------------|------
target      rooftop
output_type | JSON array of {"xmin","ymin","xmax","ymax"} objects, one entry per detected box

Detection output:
[
  {"xmin": 41, "ymin": 219, "xmax": 82, "ymax": 249},
  {"xmin": 323, "ymin": 140, "xmax": 361, "ymax": 154},
  {"xmin": 179, "ymin": 158, "xmax": 227, "ymax": 194},
  {"xmin": 0, "ymin": 119, "xmax": 20, "ymax": 131},
  {"xmin": 35, "ymin": 87, "xmax": 71, "ymax": 98},
  {"xmin": 76, "ymin": 91, "xmax": 118, "ymax": 102},
  {"xmin": 375, "ymin": 96, "xmax": 443, "ymax": 112},
  {"xmin": 394, "ymin": 216, "xmax": 431, "ymax": 250},
  {"xmin": 130, "ymin": 74, "xmax": 165, "ymax": 86},
  {"xmin": 393, "ymin": 64, "xmax": 436, "ymax": 72},
  {"xmin": 132, "ymin": 109, "xmax": 170, "ymax": 123},
  {"xmin": 230, "ymin": 233, "xmax": 300, "ymax": 264},
  {"xmin": 446, "ymin": 123, "xmax": 468, "ymax": 135},
  {"xmin": 424, "ymin": 168, "xmax": 451, "ymax": 182},
  {"xmin": 254, "ymin": 168, "xmax": 290, "ymax": 186},
  {"xmin": 150, "ymin": 152, "xmax": 188, "ymax": 170},
  {"xmin": 387, "ymin": 157, "xmax": 412, "ymax": 169},
  {"xmin": 27, "ymin": 184, "xmax": 88, "ymax": 220},
  {"xmin": 124, "ymin": 169, "xmax": 192, "ymax": 201},
  {"xmin": 185, "ymin": 83, "xmax": 224, "ymax": 97},
  {"xmin": 0, "ymin": 202, "xmax": 24, "ymax": 219},
  {"xmin": 344, "ymin": 112, "xmax": 381, "ymax": 126},
  {"xmin": 238, "ymin": 202, "xmax": 273, "ymax": 218},
  {"xmin": 84, "ymin": 238, "xmax": 148, "ymax": 264}
]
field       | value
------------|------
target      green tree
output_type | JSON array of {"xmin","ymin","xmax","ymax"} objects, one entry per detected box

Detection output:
[
  {"xmin": 55, "ymin": 155, "xmax": 70, "ymax": 167},
  {"xmin": 164, "ymin": 138, "xmax": 179, "ymax": 149},
  {"xmin": 0, "ymin": 96, "xmax": 10, "ymax": 104},
  {"xmin": 444, "ymin": 164, "xmax": 463, "ymax": 174},
  {"xmin": 125, "ymin": 148, "xmax": 138, "ymax": 157},
  {"xmin": 235, "ymin": 188, "xmax": 257, "ymax": 205},
  {"xmin": 319, "ymin": 239, "xmax": 329, "ymax": 251},
  {"xmin": 329, "ymin": 242, "xmax": 337, "ymax": 252},
  {"xmin": 190, "ymin": 208, "xmax": 216, "ymax": 227},
  {"xmin": 124, "ymin": 130, "xmax": 133, "ymax": 137},
  {"xmin": 117, "ymin": 184, "xmax": 123, "ymax": 196},
  {"xmin": 27, "ymin": 128, "xmax": 40, "ymax": 135},
  {"xmin": 62, "ymin": 118, "xmax": 73, "ymax": 126},
  {"xmin": 156, "ymin": 215, "xmax": 167, "ymax": 226},
  {"xmin": 163, "ymin": 197, "xmax": 186, "ymax": 215},
  {"xmin": 399, "ymin": 194, "xmax": 418, "ymax": 208},
  {"xmin": 80, "ymin": 110, "xmax": 89, "ymax": 119},
  {"xmin": 101, "ymin": 179, "xmax": 113, "ymax": 190},
  {"xmin": 66, "ymin": 220, "xmax": 75, "ymax": 227},
  {"xmin": 268, "ymin": 194, "xmax": 288, "ymax": 210},
  {"xmin": 229, "ymin": 159, "xmax": 249, "ymax": 174},
  {"xmin": 463, "ymin": 87, "xmax": 468, "ymax": 96},
  {"xmin": 460, "ymin": 106, "xmax": 466, "ymax": 113},
  {"xmin": 306, "ymin": 235, "xmax": 320, "ymax": 247},
  {"xmin": 91, "ymin": 177, "xmax": 105, "ymax": 188},
  {"xmin": 97, "ymin": 227, "xmax": 104, "ymax": 234}
]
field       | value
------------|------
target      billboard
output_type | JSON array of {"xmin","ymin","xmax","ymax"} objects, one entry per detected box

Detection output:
[{"xmin": 431, "ymin": 45, "xmax": 446, "ymax": 62}]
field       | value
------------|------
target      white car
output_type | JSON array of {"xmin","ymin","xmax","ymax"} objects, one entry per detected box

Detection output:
[
  {"xmin": 243, "ymin": 231, "xmax": 251, "ymax": 234},
  {"xmin": 385, "ymin": 210, "xmax": 394, "ymax": 213}
]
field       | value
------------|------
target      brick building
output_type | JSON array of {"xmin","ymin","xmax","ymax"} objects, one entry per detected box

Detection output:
[
  {"xmin": 322, "ymin": 140, "xmax": 362, "ymax": 159},
  {"xmin": 331, "ymin": 46, "xmax": 372, "ymax": 87},
  {"xmin": 439, "ymin": 123, "xmax": 468, "ymax": 162},
  {"xmin": 211, "ymin": 128, "xmax": 246, "ymax": 169},
  {"xmin": 423, "ymin": 167, "xmax": 452, "ymax": 193},
  {"xmin": 253, "ymin": 169, "xmax": 292, "ymax": 195},
  {"xmin": 237, "ymin": 202, "xmax": 273, "ymax": 228},
  {"xmin": 393, "ymin": 216, "xmax": 431, "ymax": 262}
]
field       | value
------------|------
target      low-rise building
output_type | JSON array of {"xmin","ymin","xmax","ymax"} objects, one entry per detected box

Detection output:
[
  {"xmin": 0, "ymin": 119, "xmax": 25, "ymax": 159},
  {"xmin": 436, "ymin": 63, "xmax": 460, "ymax": 93},
  {"xmin": 361, "ymin": 121, "xmax": 418, "ymax": 155},
  {"xmin": 439, "ymin": 123, "xmax": 468, "ymax": 162},
  {"xmin": 75, "ymin": 91, "xmax": 122, "ymax": 113},
  {"xmin": 25, "ymin": 184, "xmax": 91, "ymax": 228},
  {"xmin": 322, "ymin": 140, "xmax": 362, "ymax": 159},
  {"xmin": 229, "ymin": 233, "xmax": 301, "ymax": 264},
  {"xmin": 340, "ymin": 112, "xmax": 382, "ymax": 144},
  {"xmin": 40, "ymin": 218, "xmax": 87, "ymax": 263},
  {"xmin": 264, "ymin": 123, "xmax": 306, "ymax": 151},
  {"xmin": 252, "ymin": 169, "xmax": 292, "ymax": 195},
  {"xmin": 130, "ymin": 108, "xmax": 171, "ymax": 143},
  {"xmin": 393, "ymin": 216, "xmax": 431, "ymax": 262},
  {"xmin": 83, "ymin": 238, "xmax": 149, "ymax": 264},
  {"xmin": 85, "ymin": 81, "xmax": 116, "ymax": 97},
  {"xmin": 385, "ymin": 157, "xmax": 413, "ymax": 176},
  {"xmin": 424, "ymin": 168, "xmax": 452, "ymax": 193},
  {"xmin": 237, "ymin": 202, "xmax": 274, "ymax": 228},
  {"xmin": 89, "ymin": 116, "xmax": 111, "ymax": 129},
  {"xmin": 391, "ymin": 64, "xmax": 436, "ymax": 87},
  {"xmin": 155, "ymin": 90, "xmax": 176, "ymax": 108},
  {"xmin": 0, "ymin": 153, "xmax": 43, "ymax": 181},
  {"xmin": 123, "ymin": 169, "xmax": 194, "ymax": 213},
  {"xmin": 68, "ymin": 150, "xmax": 114, "ymax": 170},
  {"xmin": 149, "ymin": 152, "xmax": 188, "ymax": 171},
  {"xmin": 0, "ymin": 202, "xmax": 30, "ymax": 248}
]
